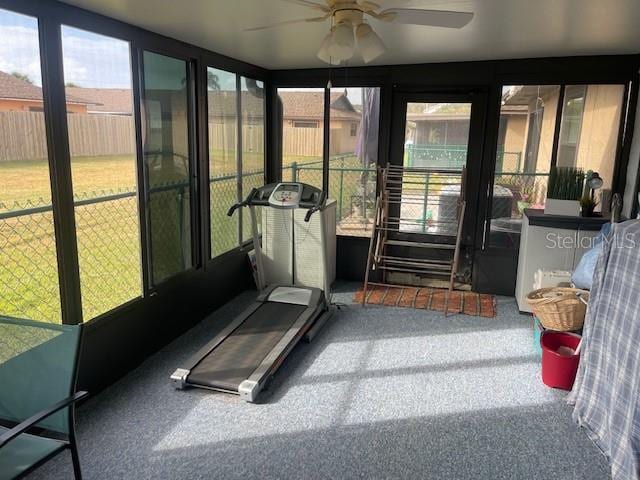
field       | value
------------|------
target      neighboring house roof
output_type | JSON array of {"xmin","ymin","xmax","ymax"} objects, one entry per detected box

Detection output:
[
  {"xmin": 207, "ymin": 90, "xmax": 361, "ymax": 122},
  {"xmin": 65, "ymin": 87, "xmax": 133, "ymax": 114},
  {"xmin": 208, "ymin": 90, "xmax": 263, "ymax": 118},
  {"xmin": 0, "ymin": 70, "xmax": 94, "ymax": 105},
  {"xmin": 502, "ymin": 85, "xmax": 559, "ymax": 105},
  {"xmin": 279, "ymin": 91, "xmax": 361, "ymax": 121},
  {"xmin": 407, "ymin": 102, "xmax": 471, "ymax": 122},
  {"xmin": 407, "ymin": 113, "xmax": 470, "ymax": 121},
  {"xmin": 500, "ymin": 104, "xmax": 529, "ymax": 115}
]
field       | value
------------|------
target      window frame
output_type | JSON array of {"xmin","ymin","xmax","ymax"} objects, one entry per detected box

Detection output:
[
  {"xmin": 0, "ymin": 0, "xmax": 269, "ymax": 325},
  {"xmin": 556, "ymin": 85, "xmax": 588, "ymax": 167},
  {"xmin": 59, "ymin": 23, "xmax": 144, "ymax": 320},
  {"xmin": 483, "ymin": 81, "xmax": 630, "ymax": 251},
  {"xmin": 139, "ymin": 48, "xmax": 199, "ymax": 288},
  {"xmin": 205, "ymin": 69, "xmax": 267, "ymax": 260}
]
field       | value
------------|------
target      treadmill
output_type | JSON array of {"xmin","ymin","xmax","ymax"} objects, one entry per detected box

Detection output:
[{"xmin": 171, "ymin": 182, "xmax": 332, "ymax": 402}]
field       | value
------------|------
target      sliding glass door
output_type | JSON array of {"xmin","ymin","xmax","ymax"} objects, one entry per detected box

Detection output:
[
  {"xmin": 141, "ymin": 51, "xmax": 194, "ymax": 285},
  {"xmin": 61, "ymin": 26, "xmax": 142, "ymax": 320},
  {"xmin": 390, "ymin": 92, "xmax": 486, "ymax": 243},
  {"xmin": 0, "ymin": 8, "xmax": 62, "ymax": 322}
]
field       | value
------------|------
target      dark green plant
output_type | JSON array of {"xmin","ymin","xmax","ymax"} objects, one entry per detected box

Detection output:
[
  {"xmin": 580, "ymin": 194, "xmax": 598, "ymax": 216},
  {"xmin": 547, "ymin": 166, "xmax": 585, "ymax": 200}
]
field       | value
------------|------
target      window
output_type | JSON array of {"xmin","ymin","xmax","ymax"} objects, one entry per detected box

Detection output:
[
  {"xmin": 208, "ymin": 67, "xmax": 238, "ymax": 257},
  {"xmin": 489, "ymin": 85, "xmax": 561, "ymax": 247},
  {"xmin": 278, "ymin": 87, "xmax": 324, "ymax": 189},
  {"xmin": 557, "ymin": 85, "xmax": 586, "ymax": 168},
  {"xmin": 61, "ymin": 26, "xmax": 141, "ymax": 321},
  {"xmin": 401, "ymin": 101, "xmax": 471, "ymax": 235},
  {"xmin": 557, "ymin": 85, "xmax": 625, "ymax": 190},
  {"xmin": 0, "ymin": 8, "xmax": 61, "ymax": 322},
  {"xmin": 293, "ymin": 121, "xmax": 317, "ymax": 129},
  {"xmin": 523, "ymin": 107, "xmax": 544, "ymax": 173},
  {"xmin": 329, "ymin": 87, "xmax": 380, "ymax": 237},
  {"xmin": 142, "ymin": 51, "xmax": 193, "ymax": 284},
  {"xmin": 240, "ymin": 76, "xmax": 265, "ymax": 243},
  {"xmin": 207, "ymin": 71, "xmax": 265, "ymax": 256},
  {"xmin": 489, "ymin": 84, "xmax": 626, "ymax": 248}
]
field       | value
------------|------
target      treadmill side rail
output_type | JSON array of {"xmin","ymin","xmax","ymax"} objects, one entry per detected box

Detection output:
[
  {"xmin": 238, "ymin": 380, "xmax": 260, "ymax": 402},
  {"xmin": 240, "ymin": 296, "xmax": 326, "ymax": 402},
  {"xmin": 171, "ymin": 368, "xmax": 190, "ymax": 389}
]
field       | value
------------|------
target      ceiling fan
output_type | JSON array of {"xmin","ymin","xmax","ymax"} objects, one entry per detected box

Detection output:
[{"xmin": 245, "ymin": 0, "xmax": 474, "ymax": 64}]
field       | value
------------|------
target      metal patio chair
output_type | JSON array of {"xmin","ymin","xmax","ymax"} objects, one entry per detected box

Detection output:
[{"xmin": 0, "ymin": 317, "xmax": 87, "ymax": 480}]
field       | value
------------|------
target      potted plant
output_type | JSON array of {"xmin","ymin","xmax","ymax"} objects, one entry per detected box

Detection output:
[
  {"xmin": 517, "ymin": 185, "xmax": 534, "ymax": 214},
  {"xmin": 545, "ymin": 166, "xmax": 585, "ymax": 216},
  {"xmin": 580, "ymin": 194, "xmax": 598, "ymax": 217}
]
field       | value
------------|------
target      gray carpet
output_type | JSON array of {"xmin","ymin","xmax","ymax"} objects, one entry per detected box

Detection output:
[{"xmin": 30, "ymin": 284, "xmax": 610, "ymax": 479}]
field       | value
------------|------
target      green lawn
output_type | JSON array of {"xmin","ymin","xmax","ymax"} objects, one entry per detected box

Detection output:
[{"xmin": 1, "ymin": 152, "xmax": 369, "ymax": 324}]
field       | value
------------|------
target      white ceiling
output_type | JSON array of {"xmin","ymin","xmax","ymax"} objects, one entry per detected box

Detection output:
[{"xmin": 60, "ymin": 0, "xmax": 640, "ymax": 70}]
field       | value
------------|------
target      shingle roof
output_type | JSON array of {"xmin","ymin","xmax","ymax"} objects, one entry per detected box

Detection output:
[
  {"xmin": 207, "ymin": 90, "xmax": 361, "ymax": 121},
  {"xmin": 0, "ymin": 70, "xmax": 94, "ymax": 105},
  {"xmin": 208, "ymin": 90, "xmax": 262, "ymax": 117},
  {"xmin": 0, "ymin": 70, "xmax": 361, "ymax": 123},
  {"xmin": 65, "ymin": 87, "xmax": 133, "ymax": 114},
  {"xmin": 279, "ymin": 91, "xmax": 361, "ymax": 120}
]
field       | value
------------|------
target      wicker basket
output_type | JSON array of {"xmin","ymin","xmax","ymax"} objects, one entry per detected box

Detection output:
[{"xmin": 526, "ymin": 287, "xmax": 589, "ymax": 332}]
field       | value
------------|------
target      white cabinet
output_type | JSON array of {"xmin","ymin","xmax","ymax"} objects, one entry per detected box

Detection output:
[{"xmin": 515, "ymin": 210, "xmax": 606, "ymax": 312}]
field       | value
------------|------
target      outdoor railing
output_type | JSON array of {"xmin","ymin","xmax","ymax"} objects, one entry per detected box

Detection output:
[
  {"xmin": 1, "ymin": 147, "xmax": 546, "ymax": 322},
  {"xmin": 405, "ymin": 144, "xmax": 522, "ymax": 173}
]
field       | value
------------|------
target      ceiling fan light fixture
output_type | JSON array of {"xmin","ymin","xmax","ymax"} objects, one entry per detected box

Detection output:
[
  {"xmin": 317, "ymin": 31, "xmax": 340, "ymax": 64},
  {"xmin": 328, "ymin": 20, "xmax": 355, "ymax": 61},
  {"xmin": 355, "ymin": 22, "xmax": 385, "ymax": 63}
]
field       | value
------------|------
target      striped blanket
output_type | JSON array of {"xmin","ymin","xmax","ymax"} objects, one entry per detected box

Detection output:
[{"xmin": 568, "ymin": 220, "xmax": 640, "ymax": 479}]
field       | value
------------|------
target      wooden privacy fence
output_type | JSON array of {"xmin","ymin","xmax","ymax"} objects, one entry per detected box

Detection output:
[
  {"xmin": 209, "ymin": 124, "xmax": 326, "ymax": 156},
  {"xmin": 0, "ymin": 112, "xmax": 332, "ymax": 162},
  {"xmin": 208, "ymin": 122, "xmax": 265, "ymax": 154},
  {"xmin": 0, "ymin": 111, "xmax": 135, "ymax": 161},
  {"xmin": 283, "ymin": 125, "xmax": 324, "ymax": 157},
  {"xmin": 0, "ymin": 112, "xmax": 48, "ymax": 162}
]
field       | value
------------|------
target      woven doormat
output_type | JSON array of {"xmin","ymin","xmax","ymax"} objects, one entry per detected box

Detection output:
[{"xmin": 353, "ymin": 285, "xmax": 496, "ymax": 317}]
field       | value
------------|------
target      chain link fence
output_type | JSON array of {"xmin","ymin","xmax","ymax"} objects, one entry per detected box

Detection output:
[
  {"xmin": 211, "ymin": 174, "xmax": 239, "ymax": 257},
  {"xmin": 0, "ymin": 203, "xmax": 61, "ymax": 323},
  {"xmin": 75, "ymin": 189, "xmax": 141, "ymax": 320},
  {"xmin": 1, "ymin": 149, "xmax": 550, "ymax": 324},
  {"xmin": 1, "ymin": 171, "xmax": 268, "ymax": 323}
]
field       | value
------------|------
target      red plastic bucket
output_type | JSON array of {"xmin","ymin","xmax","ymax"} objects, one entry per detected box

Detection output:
[{"xmin": 540, "ymin": 331, "xmax": 581, "ymax": 390}]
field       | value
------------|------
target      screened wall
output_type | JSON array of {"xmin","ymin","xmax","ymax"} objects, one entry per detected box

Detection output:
[{"xmin": 0, "ymin": 3, "xmax": 267, "ymax": 326}]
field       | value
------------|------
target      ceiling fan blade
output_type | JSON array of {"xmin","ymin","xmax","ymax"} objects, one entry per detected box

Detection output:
[
  {"xmin": 277, "ymin": 0, "xmax": 331, "ymax": 13},
  {"xmin": 245, "ymin": 15, "xmax": 329, "ymax": 32},
  {"xmin": 375, "ymin": 8, "xmax": 473, "ymax": 28},
  {"xmin": 356, "ymin": 0, "xmax": 381, "ymax": 11}
]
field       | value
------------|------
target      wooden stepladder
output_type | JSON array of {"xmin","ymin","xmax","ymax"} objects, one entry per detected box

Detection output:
[{"xmin": 362, "ymin": 165, "xmax": 467, "ymax": 314}]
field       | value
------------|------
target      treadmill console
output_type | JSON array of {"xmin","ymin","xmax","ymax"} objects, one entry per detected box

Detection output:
[
  {"xmin": 268, "ymin": 183, "xmax": 303, "ymax": 209},
  {"xmin": 228, "ymin": 182, "xmax": 326, "ymax": 220}
]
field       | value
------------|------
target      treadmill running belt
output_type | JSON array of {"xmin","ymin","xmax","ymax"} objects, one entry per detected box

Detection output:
[{"xmin": 188, "ymin": 302, "xmax": 307, "ymax": 392}]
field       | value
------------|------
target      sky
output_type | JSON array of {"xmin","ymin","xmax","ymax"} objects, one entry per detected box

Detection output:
[
  {"xmin": 0, "ymin": 7, "xmax": 360, "ymax": 105},
  {"xmin": 0, "ymin": 9, "xmax": 132, "ymax": 89}
]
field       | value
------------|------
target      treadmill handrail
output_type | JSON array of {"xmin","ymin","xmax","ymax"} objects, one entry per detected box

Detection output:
[
  {"xmin": 304, "ymin": 190, "xmax": 327, "ymax": 222},
  {"xmin": 227, "ymin": 187, "xmax": 259, "ymax": 217}
]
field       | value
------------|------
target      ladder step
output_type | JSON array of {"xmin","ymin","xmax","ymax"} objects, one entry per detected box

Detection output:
[
  {"xmin": 385, "ymin": 239, "xmax": 456, "ymax": 250},
  {"xmin": 378, "ymin": 265, "xmax": 452, "ymax": 276},
  {"xmin": 380, "ymin": 255, "xmax": 452, "ymax": 265},
  {"xmin": 381, "ymin": 259, "xmax": 452, "ymax": 271}
]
